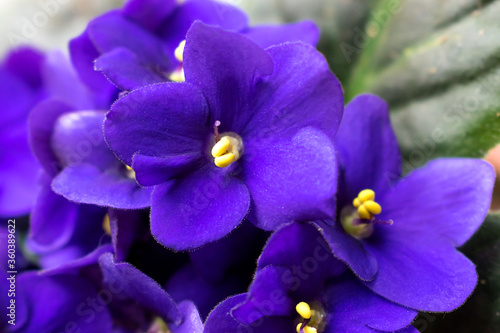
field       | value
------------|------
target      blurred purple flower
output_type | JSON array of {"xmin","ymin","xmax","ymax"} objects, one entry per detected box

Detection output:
[
  {"xmin": 0, "ymin": 48, "xmax": 45, "ymax": 217},
  {"xmin": 71, "ymin": 0, "xmax": 319, "ymax": 92}
]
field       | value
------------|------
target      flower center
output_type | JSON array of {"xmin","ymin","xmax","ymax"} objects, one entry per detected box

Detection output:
[
  {"xmin": 169, "ymin": 40, "xmax": 186, "ymax": 82},
  {"xmin": 352, "ymin": 189, "xmax": 382, "ymax": 220},
  {"xmin": 211, "ymin": 121, "xmax": 243, "ymax": 168},
  {"xmin": 295, "ymin": 302, "xmax": 325, "ymax": 333},
  {"xmin": 341, "ymin": 189, "xmax": 392, "ymax": 239}
]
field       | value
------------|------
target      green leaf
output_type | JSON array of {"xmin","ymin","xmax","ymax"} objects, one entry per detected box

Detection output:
[
  {"xmin": 346, "ymin": 0, "xmax": 500, "ymax": 167},
  {"xmin": 241, "ymin": 0, "xmax": 373, "ymax": 82},
  {"xmin": 420, "ymin": 213, "xmax": 500, "ymax": 333}
]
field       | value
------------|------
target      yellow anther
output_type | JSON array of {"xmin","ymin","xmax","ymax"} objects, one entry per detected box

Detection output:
[
  {"xmin": 102, "ymin": 214, "xmax": 111, "ymax": 236},
  {"xmin": 358, "ymin": 205, "xmax": 371, "ymax": 220},
  {"xmin": 353, "ymin": 198, "xmax": 361, "ymax": 208},
  {"xmin": 211, "ymin": 138, "xmax": 231, "ymax": 158},
  {"xmin": 211, "ymin": 133, "xmax": 243, "ymax": 168},
  {"xmin": 358, "ymin": 189, "xmax": 375, "ymax": 202},
  {"xmin": 214, "ymin": 153, "xmax": 235, "ymax": 168},
  {"xmin": 296, "ymin": 324, "xmax": 317, "ymax": 333},
  {"xmin": 174, "ymin": 40, "xmax": 186, "ymax": 63},
  {"xmin": 353, "ymin": 189, "xmax": 382, "ymax": 220},
  {"xmin": 364, "ymin": 200, "xmax": 382, "ymax": 215},
  {"xmin": 125, "ymin": 165, "xmax": 136, "ymax": 180},
  {"xmin": 168, "ymin": 68, "xmax": 185, "ymax": 82},
  {"xmin": 296, "ymin": 302, "xmax": 311, "ymax": 320}
]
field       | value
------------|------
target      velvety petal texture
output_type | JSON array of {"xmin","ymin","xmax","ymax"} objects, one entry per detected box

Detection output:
[
  {"xmin": 99, "ymin": 253, "xmax": 182, "ymax": 324},
  {"xmin": 336, "ymin": 94, "xmax": 401, "ymax": 204},
  {"xmin": 150, "ymin": 166, "xmax": 250, "ymax": 250},
  {"xmin": 104, "ymin": 82, "xmax": 209, "ymax": 167},
  {"xmin": 243, "ymin": 127, "xmax": 337, "ymax": 230},
  {"xmin": 323, "ymin": 278, "xmax": 417, "ymax": 333},
  {"xmin": 183, "ymin": 22, "xmax": 274, "ymax": 128},
  {"xmin": 359, "ymin": 158, "xmax": 494, "ymax": 311}
]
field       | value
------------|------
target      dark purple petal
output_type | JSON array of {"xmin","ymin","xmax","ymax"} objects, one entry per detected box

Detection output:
[
  {"xmin": 183, "ymin": 22, "xmax": 274, "ymax": 129},
  {"xmin": 29, "ymin": 179, "xmax": 78, "ymax": 252},
  {"xmin": 99, "ymin": 252, "xmax": 182, "ymax": 324},
  {"xmin": 257, "ymin": 222, "xmax": 346, "ymax": 298},
  {"xmin": 0, "ymin": 68, "xmax": 36, "ymax": 128},
  {"xmin": 316, "ymin": 220, "xmax": 378, "ymax": 281},
  {"xmin": 132, "ymin": 153, "xmax": 202, "ymax": 187},
  {"xmin": 205, "ymin": 294, "xmax": 293, "ymax": 333},
  {"xmin": 190, "ymin": 221, "xmax": 268, "ymax": 282},
  {"xmin": 232, "ymin": 266, "xmax": 295, "ymax": 324},
  {"xmin": 244, "ymin": 20, "xmax": 320, "ymax": 48},
  {"xmin": 42, "ymin": 51, "xmax": 94, "ymax": 110},
  {"xmin": 150, "ymin": 166, "xmax": 250, "ymax": 250},
  {"xmin": 240, "ymin": 42, "xmax": 343, "ymax": 139},
  {"xmin": 69, "ymin": 28, "xmax": 116, "ymax": 109},
  {"xmin": 52, "ymin": 164, "xmax": 152, "ymax": 209},
  {"xmin": 89, "ymin": 11, "xmax": 173, "ymax": 73},
  {"xmin": 323, "ymin": 278, "xmax": 417, "ymax": 332},
  {"xmin": 109, "ymin": 208, "xmax": 144, "ymax": 262},
  {"xmin": 4, "ymin": 47, "xmax": 44, "ymax": 90},
  {"xmin": 357, "ymin": 158, "xmax": 494, "ymax": 311},
  {"xmin": 104, "ymin": 82, "xmax": 209, "ymax": 166},
  {"xmin": 243, "ymin": 127, "xmax": 337, "ymax": 230},
  {"xmin": 122, "ymin": 0, "xmax": 176, "ymax": 32},
  {"xmin": 51, "ymin": 111, "xmax": 120, "ymax": 170},
  {"xmin": 379, "ymin": 158, "xmax": 494, "ymax": 247},
  {"xmin": 160, "ymin": 0, "xmax": 249, "ymax": 53},
  {"xmin": 166, "ymin": 264, "xmax": 244, "ymax": 319},
  {"xmin": 173, "ymin": 301, "xmax": 203, "ymax": 333},
  {"xmin": 363, "ymin": 226, "xmax": 477, "ymax": 312},
  {"xmin": 336, "ymin": 94, "xmax": 401, "ymax": 203},
  {"xmin": 95, "ymin": 47, "xmax": 166, "ymax": 91},
  {"xmin": 28, "ymin": 99, "xmax": 74, "ymax": 176},
  {"xmin": 16, "ymin": 271, "xmax": 112, "ymax": 333},
  {"xmin": 0, "ymin": 123, "xmax": 40, "ymax": 216},
  {"xmin": 29, "ymin": 176, "xmax": 107, "ymax": 265},
  {"xmin": 42, "ymin": 245, "xmax": 113, "ymax": 276}
]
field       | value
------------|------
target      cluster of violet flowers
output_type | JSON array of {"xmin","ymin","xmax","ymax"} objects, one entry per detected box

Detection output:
[{"xmin": 0, "ymin": 0, "xmax": 496, "ymax": 332}]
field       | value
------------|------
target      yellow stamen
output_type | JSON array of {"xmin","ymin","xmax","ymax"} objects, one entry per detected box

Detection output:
[
  {"xmin": 352, "ymin": 189, "xmax": 382, "ymax": 219},
  {"xmin": 211, "ymin": 138, "xmax": 231, "ymax": 158},
  {"xmin": 102, "ymin": 214, "xmax": 111, "ymax": 236},
  {"xmin": 174, "ymin": 40, "xmax": 186, "ymax": 63},
  {"xmin": 211, "ymin": 134, "xmax": 243, "ymax": 168},
  {"xmin": 296, "ymin": 302, "xmax": 311, "ymax": 320},
  {"xmin": 214, "ymin": 153, "xmax": 235, "ymax": 168},
  {"xmin": 125, "ymin": 165, "xmax": 136, "ymax": 180},
  {"xmin": 168, "ymin": 68, "xmax": 185, "ymax": 82},
  {"xmin": 296, "ymin": 324, "xmax": 317, "ymax": 333}
]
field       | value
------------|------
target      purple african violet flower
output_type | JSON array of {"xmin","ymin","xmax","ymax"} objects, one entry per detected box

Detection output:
[
  {"xmin": 26, "ymin": 52, "xmax": 149, "ymax": 266},
  {"xmin": 71, "ymin": 0, "xmax": 319, "ymax": 92},
  {"xmin": 14, "ymin": 246, "xmax": 203, "ymax": 333},
  {"xmin": 204, "ymin": 222, "xmax": 418, "ymax": 333},
  {"xmin": 0, "ymin": 47, "xmax": 45, "ymax": 217},
  {"xmin": 104, "ymin": 22, "xmax": 343, "ymax": 250},
  {"xmin": 29, "ymin": 51, "xmax": 151, "ymax": 210},
  {"xmin": 315, "ymin": 94, "xmax": 495, "ymax": 312}
]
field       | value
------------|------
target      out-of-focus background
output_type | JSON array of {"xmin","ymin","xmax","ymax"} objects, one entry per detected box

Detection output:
[
  {"xmin": 0, "ymin": 0, "xmax": 124, "ymax": 55},
  {"xmin": 0, "ymin": 0, "xmax": 369, "ymax": 82}
]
